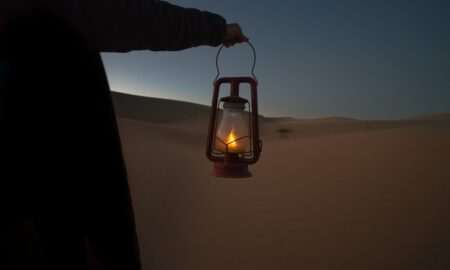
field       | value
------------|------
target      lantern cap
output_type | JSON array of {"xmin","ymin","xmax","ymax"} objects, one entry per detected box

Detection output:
[{"xmin": 220, "ymin": 96, "xmax": 248, "ymax": 104}]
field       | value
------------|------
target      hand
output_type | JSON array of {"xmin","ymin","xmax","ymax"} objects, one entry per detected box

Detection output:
[{"xmin": 222, "ymin": 23, "xmax": 249, "ymax": 47}]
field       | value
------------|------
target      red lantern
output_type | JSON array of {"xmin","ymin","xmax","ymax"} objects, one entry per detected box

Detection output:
[{"xmin": 206, "ymin": 42, "xmax": 262, "ymax": 178}]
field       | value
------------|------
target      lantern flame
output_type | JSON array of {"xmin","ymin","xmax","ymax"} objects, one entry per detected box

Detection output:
[
  {"xmin": 222, "ymin": 129, "xmax": 247, "ymax": 153},
  {"xmin": 227, "ymin": 130, "xmax": 237, "ymax": 148},
  {"xmin": 215, "ymin": 115, "xmax": 250, "ymax": 153}
]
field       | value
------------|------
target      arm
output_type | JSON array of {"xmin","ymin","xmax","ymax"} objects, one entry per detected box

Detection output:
[{"xmin": 79, "ymin": 0, "xmax": 227, "ymax": 52}]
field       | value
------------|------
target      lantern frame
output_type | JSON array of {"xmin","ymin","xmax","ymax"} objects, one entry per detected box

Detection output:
[{"xmin": 206, "ymin": 76, "xmax": 262, "ymax": 178}]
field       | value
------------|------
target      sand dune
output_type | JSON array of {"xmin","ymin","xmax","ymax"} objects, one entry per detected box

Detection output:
[
  {"xmin": 112, "ymin": 91, "xmax": 211, "ymax": 123},
  {"xmin": 406, "ymin": 113, "xmax": 450, "ymax": 122},
  {"xmin": 113, "ymin": 92, "xmax": 450, "ymax": 270}
]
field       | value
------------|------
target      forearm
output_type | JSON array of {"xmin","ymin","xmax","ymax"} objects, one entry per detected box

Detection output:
[{"xmin": 80, "ymin": 0, "xmax": 227, "ymax": 52}]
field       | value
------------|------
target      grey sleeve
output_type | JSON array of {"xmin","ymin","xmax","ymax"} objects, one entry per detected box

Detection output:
[{"xmin": 79, "ymin": 0, "xmax": 227, "ymax": 52}]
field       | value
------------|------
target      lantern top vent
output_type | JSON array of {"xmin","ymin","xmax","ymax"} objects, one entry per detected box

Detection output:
[{"xmin": 221, "ymin": 96, "xmax": 248, "ymax": 105}]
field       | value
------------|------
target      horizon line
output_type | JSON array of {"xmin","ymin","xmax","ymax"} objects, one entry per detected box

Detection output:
[{"xmin": 110, "ymin": 90, "xmax": 450, "ymax": 122}]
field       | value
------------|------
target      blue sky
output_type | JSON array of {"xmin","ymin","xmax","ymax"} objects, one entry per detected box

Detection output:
[{"xmin": 102, "ymin": 0, "xmax": 450, "ymax": 119}]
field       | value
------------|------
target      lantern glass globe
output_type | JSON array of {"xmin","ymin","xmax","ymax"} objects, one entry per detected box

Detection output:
[{"xmin": 215, "ymin": 102, "xmax": 249, "ymax": 154}]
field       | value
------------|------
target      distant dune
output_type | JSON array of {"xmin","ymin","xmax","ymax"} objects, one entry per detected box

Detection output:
[
  {"xmin": 112, "ymin": 90, "xmax": 450, "ymax": 125},
  {"xmin": 112, "ymin": 91, "xmax": 450, "ymax": 270},
  {"xmin": 406, "ymin": 113, "xmax": 450, "ymax": 121},
  {"xmin": 111, "ymin": 92, "xmax": 359, "ymax": 125},
  {"xmin": 112, "ymin": 91, "xmax": 450, "ymax": 141},
  {"xmin": 112, "ymin": 91, "xmax": 211, "ymax": 123}
]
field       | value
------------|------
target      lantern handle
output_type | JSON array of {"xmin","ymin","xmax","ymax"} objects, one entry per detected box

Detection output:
[{"xmin": 214, "ymin": 41, "xmax": 258, "ymax": 85}]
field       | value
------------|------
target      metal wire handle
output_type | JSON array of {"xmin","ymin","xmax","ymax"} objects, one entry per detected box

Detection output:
[{"xmin": 214, "ymin": 41, "xmax": 258, "ymax": 84}]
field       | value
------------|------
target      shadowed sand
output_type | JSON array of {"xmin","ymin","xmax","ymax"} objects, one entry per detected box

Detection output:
[{"xmin": 112, "ymin": 92, "xmax": 450, "ymax": 270}]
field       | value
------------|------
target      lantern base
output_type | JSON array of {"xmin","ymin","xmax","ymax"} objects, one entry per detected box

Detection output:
[{"xmin": 212, "ymin": 162, "xmax": 251, "ymax": 178}]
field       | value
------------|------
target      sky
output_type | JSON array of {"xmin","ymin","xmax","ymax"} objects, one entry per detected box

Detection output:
[{"xmin": 101, "ymin": 0, "xmax": 450, "ymax": 120}]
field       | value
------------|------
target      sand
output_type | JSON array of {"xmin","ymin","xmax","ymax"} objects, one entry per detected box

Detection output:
[{"xmin": 113, "ymin": 92, "xmax": 450, "ymax": 270}]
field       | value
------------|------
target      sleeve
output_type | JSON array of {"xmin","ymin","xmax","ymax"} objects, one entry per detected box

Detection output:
[{"xmin": 79, "ymin": 0, "xmax": 227, "ymax": 52}]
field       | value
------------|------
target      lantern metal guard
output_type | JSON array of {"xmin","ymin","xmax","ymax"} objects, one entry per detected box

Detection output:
[{"xmin": 206, "ymin": 42, "xmax": 262, "ymax": 178}]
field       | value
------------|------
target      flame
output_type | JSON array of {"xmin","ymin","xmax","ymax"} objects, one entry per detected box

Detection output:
[
  {"xmin": 216, "ymin": 129, "xmax": 247, "ymax": 153},
  {"xmin": 226, "ymin": 130, "xmax": 238, "ymax": 149}
]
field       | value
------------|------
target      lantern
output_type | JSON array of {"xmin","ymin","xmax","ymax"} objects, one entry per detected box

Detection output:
[{"xmin": 206, "ymin": 42, "xmax": 262, "ymax": 178}]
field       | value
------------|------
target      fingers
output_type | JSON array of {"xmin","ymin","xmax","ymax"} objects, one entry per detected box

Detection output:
[{"xmin": 223, "ymin": 23, "xmax": 249, "ymax": 47}]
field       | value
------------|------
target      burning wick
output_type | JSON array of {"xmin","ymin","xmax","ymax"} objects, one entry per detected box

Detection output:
[
  {"xmin": 226, "ymin": 130, "xmax": 238, "ymax": 151},
  {"xmin": 216, "ymin": 129, "xmax": 247, "ymax": 153}
]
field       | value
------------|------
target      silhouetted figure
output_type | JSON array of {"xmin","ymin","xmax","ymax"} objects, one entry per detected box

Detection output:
[{"xmin": 0, "ymin": 1, "xmax": 247, "ymax": 269}]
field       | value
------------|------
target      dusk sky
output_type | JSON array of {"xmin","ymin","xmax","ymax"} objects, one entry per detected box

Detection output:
[{"xmin": 102, "ymin": 0, "xmax": 450, "ymax": 120}]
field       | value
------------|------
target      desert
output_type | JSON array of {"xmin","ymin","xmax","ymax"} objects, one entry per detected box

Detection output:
[{"xmin": 112, "ymin": 91, "xmax": 450, "ymax": 270}]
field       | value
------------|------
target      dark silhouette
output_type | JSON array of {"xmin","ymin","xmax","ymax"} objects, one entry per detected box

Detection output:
[{"xmin": 0, "ymin": 1, "xmax": 247, "ymax": 269}]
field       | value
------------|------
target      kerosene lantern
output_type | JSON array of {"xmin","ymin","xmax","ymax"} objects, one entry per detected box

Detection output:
[{"xmin": 206, "ymin": 42, "xmax": 262, "ymax": 178}]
